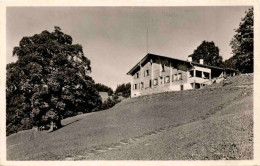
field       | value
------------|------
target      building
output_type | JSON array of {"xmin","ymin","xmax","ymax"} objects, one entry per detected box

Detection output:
[{"xmin": 127, "ymin": 53, "xmax": 236, "ymax": 97}]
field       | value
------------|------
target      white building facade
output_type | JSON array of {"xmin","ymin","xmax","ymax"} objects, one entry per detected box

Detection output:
[{"xmin": 127, "ymin": 53, "xmax": 234, "ymax": 97}]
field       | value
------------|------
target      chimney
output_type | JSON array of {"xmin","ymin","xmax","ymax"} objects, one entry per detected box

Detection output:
[
  {"xmin": 188, "ymin": 57, "xmax": 192, "ymax": 62},
  {"xmin": 200, "ymin": 59, "xmax": 204, "ymax": 64}
]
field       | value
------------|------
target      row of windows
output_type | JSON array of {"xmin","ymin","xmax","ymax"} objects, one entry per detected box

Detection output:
[
  {"xmin": 133, "ymin": 74, "xmax": 183, "ymax": 90},
  {"xmin": 157, "ymin": 73, "xmax": 183, "ymax": 83},
  {"xmin": 134, "ymin": 70, "xmax": 150, "ymax": 79},
  {"xmin": 189, "ymin": 70, "xmax": 210, "ymax": 79},
  {"xmin": 134, "ymin": 69, "xmax": 182, "ymax": 79},
  {"xmin": 136, "ymin": 69, "xmax": 211, "ymax": 80},
  {"xmin": 134, "ymin": 66, "xmax": 168, "ymax": 79},
  {"xmin": 134, "ymin": 63, "xmax": 167, "ymax": 80}
]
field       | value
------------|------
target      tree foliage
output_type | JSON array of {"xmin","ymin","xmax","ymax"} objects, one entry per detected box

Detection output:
[
  {"xmin": 189, "ymin": 41, "xmax": 223, "ymax": 67},
  {"xmin": 6, "ymin": 27, "xmax": 102, "ymax": 135},
  {"xmin": 94, "ymin": 83, "xmax": 113, "ymax": 96},
  {"xmin": 115, "ymin": 83, "xmax": 131, "ymax": 98},
  {"xmin": 229, "ymin": 8, "xmax": 254, "ymax": 73}
]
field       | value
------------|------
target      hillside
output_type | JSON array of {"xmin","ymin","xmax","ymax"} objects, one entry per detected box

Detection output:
[{"xmin": 7, "ymin": 74, "xmax": 253, "ymax": 160}]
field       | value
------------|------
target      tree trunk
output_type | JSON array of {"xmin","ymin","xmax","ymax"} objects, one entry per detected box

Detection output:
[
  {"xmin": 48, "ymin": 121, "xmax": 54, "ymax": 132},
  {"xmin": 56, "ymin": 120, "xmax": 62, "ymax": 129}
]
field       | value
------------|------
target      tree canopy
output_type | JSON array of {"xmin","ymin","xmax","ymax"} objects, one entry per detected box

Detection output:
[
  {"xmin": 189, "ymin": 41, "xmax": 223, "ymax": 67},
  {"xmin": 6, "ymin": 27, "xmax": 102, "ymax": 135},
  {"xmin": 229, "ymin": 8, "xmax": 253, "ymax": 73}
]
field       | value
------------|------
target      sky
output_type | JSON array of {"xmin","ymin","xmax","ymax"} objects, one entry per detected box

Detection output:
[{"xmin": 6, "ymin": 6, "xmax": 251, "ymax": 90}]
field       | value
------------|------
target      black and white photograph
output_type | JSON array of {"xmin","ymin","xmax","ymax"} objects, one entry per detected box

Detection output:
[{"xmin": 0, "ymin": 0, "xmax": 259, "ymax": 165}]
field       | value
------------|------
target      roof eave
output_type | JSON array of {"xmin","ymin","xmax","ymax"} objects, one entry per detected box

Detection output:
[{"xmin": 126, "ymin": 53, "xmax": 150, "ymax": 75}]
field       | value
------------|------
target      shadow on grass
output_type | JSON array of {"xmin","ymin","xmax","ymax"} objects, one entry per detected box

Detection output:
[{"xmin": 49, "ymin": 118, "xmax": 83, "ymax": 133}]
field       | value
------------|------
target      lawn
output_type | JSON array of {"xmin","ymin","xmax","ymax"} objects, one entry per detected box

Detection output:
[{"xmin": 7, "ymin": 74, "xmax": 253, "ymax": 160}]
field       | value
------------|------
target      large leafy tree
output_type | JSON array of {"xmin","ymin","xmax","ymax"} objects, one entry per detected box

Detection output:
[
  {"xmin": 6, "ymin": 27, "xmax": 102, "ymax": 135},
  {"xmin": 189, "ymin": 40, "xmax": 223, "ymax": 67},
  {"xmin": 6, "ymin": 63, "xmax": 33, "ymax": 135},
  {"xmin": 229, "ymin": 8, "xmax": 253, "ymax": 73}
]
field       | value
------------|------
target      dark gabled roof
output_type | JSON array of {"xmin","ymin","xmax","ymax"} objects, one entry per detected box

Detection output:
[
  {"xmin": 126, "ymin": 53, "xmax": 236, "ymax": 75},
  {"xmin": 127, "ymin": 53, "xmax": 193, "ymax": 75}
]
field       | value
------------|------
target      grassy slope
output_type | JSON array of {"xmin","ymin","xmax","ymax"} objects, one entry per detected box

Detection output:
[
  {"xmin": 89, "ymin": 89, "xmax": 253, "ymax": 160},
  {"xmin": 7, "ymin": 75, "xmax": 253, "ymax": 160}
]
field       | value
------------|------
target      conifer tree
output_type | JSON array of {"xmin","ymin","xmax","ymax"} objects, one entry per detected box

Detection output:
[{"xmin": 229, "ymin": 8, "xmax": 254, "ymax": 73}]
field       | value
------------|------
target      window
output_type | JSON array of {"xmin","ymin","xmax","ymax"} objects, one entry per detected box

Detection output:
[
  {"xmin": 144, "ymin": 70, "xmax": 149, "ymax": 77},
  {"xmin": 149, "ymin": 80, "xmax": 152, "ymax": 87},
  {"xmin": 172, "ymin": 73, "xmax": 182, "ymax": 81},
  {"xmin": 178, "ymin": 73, "xmax": 182, "ymax": 80},
  {"xmin": 162, "ymin": 64, "xmax": 165, "ymax": 72},
  {"xmin": 196, "ymin": 70, "xmax": 202, "ymax": 78},
  {"xmin": 165, "ymin": 76, "xmax": 170, "ymax": 83},
  {"xmin": 189, "ymin": 70, "xmax": 194, "ymax": 77},
  {"xmin": 203, "ymin": 72, "xmax": 209, "ymax": 79},
  {"xmin": 134, "ymin": 72, "xmax": 139, "ymax": 79},
  {"xmin": 174, "ymin": 74, "xmax": 178, "ymax": 81},
  {"xmin": 141, "ymin": 82, "xmax": 144, "ymax": 88},
  {"xmin": 153, "ymin": 79, "xmax": 158, "ymax": 86},
  {"xmin": 133, "ymin": 84, "xmax": 138, "ymax": 90}
]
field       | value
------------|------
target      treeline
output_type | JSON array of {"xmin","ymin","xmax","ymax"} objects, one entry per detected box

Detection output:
[
  {"xmin": 95, "ymin": 82, "xmax": 131, "ymax": 98},
  {"xmin": 96, "ymin": 83, "xmax": 131, "ymax": 111},
  {"xmin": 98, "ymin": 96, "xmax": 120, "ymax": 111},
  {"xmin": 114, "ymin": 83, "xmax": 131, "ymax": 97},
  {"xmin": 95, "ymin": 83, "xmax": 113, "ymax": 96}
]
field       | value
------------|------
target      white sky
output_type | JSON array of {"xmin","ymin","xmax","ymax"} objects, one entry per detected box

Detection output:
[{"xmin": 6, "ymin": 7, "xmax": 251, "ymax": 90}]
